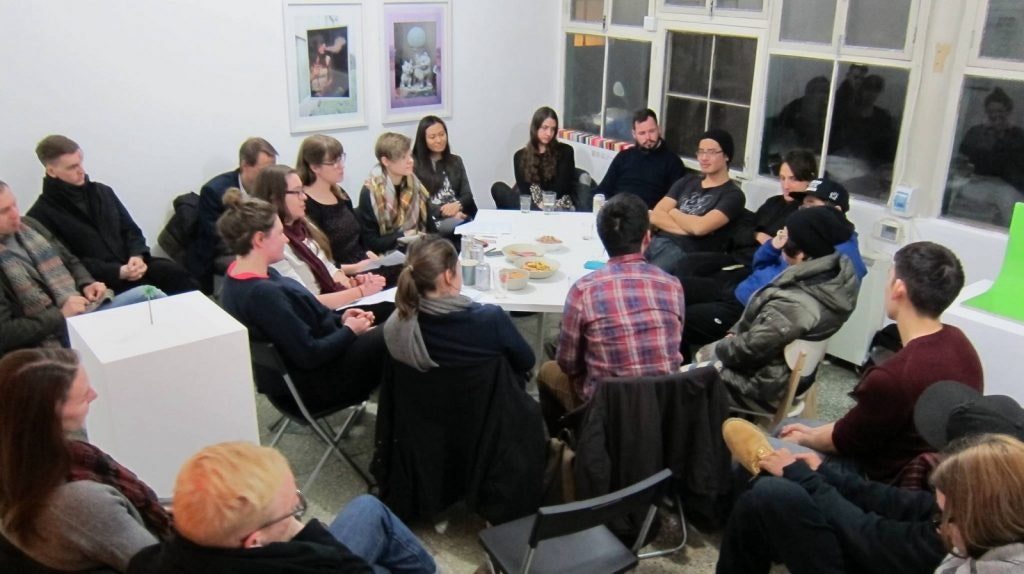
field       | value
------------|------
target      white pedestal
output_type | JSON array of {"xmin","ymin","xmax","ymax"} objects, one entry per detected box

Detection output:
[
  {"xmin": 945, "ymin": 280, "xmax": 1024, "ymax": 403},
  {"xmin": 68, "ymin": 291, "xmax": 259, "ymax": 497}
]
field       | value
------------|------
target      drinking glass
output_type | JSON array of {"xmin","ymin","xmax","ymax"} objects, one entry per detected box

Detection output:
[
  {"xmin": 519, "ymin": 194, "xmax": 531, "ymax": 213},
  {"xmin": 542, "ymin": 191, "xmax": 556, "ymax": 214},
  {"xmin": 494, "ymin": 268, "xmax": 509, "ymax": 299}
]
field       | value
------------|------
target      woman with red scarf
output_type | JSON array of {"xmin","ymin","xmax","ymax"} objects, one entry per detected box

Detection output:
[{"xmin": 0, "ymin": 348, "xmax": 171, "ymax": 572}]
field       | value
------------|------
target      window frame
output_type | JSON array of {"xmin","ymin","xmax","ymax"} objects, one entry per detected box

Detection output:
[
  {"xmin": 657, "ymin": 0, "xmax": 769, "ymax": 22},
  {"xmin": 967, "ymin": 0, "xmax": 1024, "ymax": 72},
  {"xmin": 769, "ymin": 0, "xmax": 922, "ymax": 61}
]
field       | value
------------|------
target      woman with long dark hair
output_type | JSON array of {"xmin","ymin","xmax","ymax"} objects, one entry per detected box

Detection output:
[
  {"xmin": 382, "ymin": 236, "xmax": 533, "ymax": 372},
  {"xmin": 0, "ymin": 348, "xmax": 171, "ymax": 572},
  {"xmin": 491, "ymin": 106, "xmax": 576, "ymax": 210},
  {"xmin": 412, "ymin": 116, "xmax": 476, "ymax": 237},
  {"xmin": 252, "ymin": 164, "xmax": 385, "ymax": 311}
]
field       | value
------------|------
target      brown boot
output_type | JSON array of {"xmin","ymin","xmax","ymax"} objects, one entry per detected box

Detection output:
[{"xmin": 722, "ymin": 418, "xmax": 774, "ymax": 475}]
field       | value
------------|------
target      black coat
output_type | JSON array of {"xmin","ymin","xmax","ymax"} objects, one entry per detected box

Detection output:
[
  {"xmin": 185, "ymin": 169, "xmax": 238, "ymax": 289},
  {"xmin": 27, "ymin": 176, "xmax": 149, "ymax": 286},
  {"xmin": 371, "ymin": 356, "xmax": 546, "ymax": 525}
]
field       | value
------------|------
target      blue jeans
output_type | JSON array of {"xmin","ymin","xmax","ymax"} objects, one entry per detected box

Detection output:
[
  {"xmin": 328, "ymin": 495, "xmax": 436, "ymax": 574},
  {"xmin": 98, "ymin": 285, "xmax": 167, "ymax": 310},
  {"xmin": 645, "ymin": 235, "xmax": 687, "ymax": 275}
]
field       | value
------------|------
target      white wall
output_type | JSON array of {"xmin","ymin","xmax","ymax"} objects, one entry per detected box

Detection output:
[{"xmin": 0, "ymin": 0, "xmax": 561, "ymax": 244}]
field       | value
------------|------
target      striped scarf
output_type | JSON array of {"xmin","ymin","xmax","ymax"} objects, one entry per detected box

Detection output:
[
  {"xmin": 367, "ymin": 168, "xmax": 430, "ymax": 236},
  {"xmin": 0, "ymin": 225, "xmax": 78, "ymax": 345}
]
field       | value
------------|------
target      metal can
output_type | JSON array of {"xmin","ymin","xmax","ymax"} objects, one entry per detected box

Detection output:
[
  {"xmin": 474, "ymin": 260, "xmax": 491, "ymax": 290},
  {"xmin": 592, "ymin": 193, "xmax": 606, "ymax": 214}
]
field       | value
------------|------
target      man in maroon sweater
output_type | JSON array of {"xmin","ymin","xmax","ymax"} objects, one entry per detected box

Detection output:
[{"xmin": 780, "ymin": 241, "xmax": 983, "ymax": 481}]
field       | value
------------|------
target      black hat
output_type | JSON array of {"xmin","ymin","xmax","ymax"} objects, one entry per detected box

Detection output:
[
  {"xmin": 699, "ymin": 129, "xmax": 734, "ymax": 163},
  {"xmin": 914, "ymin": 381, "xmax": 1024, "ymax": 450},
  {"xmin": 790, "ymin": 179, "xmax": 850, "ymax": 213},
  {"xmin": 784, "ymin": 206, "xmax": 851, "ymax": 258}
]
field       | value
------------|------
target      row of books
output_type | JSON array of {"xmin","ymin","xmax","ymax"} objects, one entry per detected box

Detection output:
[{"xmin": 557, "ymin": 129, "xmax": 634, "ymax": 152}]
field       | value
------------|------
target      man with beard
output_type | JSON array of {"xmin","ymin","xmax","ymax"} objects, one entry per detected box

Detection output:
[{"xmin": 594, "ymin": 108, "xmax": 688, "ymax": 209}]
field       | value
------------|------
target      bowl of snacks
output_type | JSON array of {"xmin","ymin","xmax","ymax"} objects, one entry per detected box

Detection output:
[
  {"xmin": 515, "ymin": 256, "xmax": 561, "ymax": 280},
  {"xmin": 502, "ymin": 243, "xmax": 546, "ymax": 262},
  {"xmin": 498, "ymin": 268, "xmax": 529, "ymax": 291},
  {"xmin": 535, "ymin": 235, "xmax": 562, "ymax": 245}
]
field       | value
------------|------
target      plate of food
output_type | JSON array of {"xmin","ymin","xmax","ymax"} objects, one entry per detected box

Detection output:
[
  {"xmin": 502, "ymin": 243, "xmax": 546, "ymax": 262},
  {"xmin": 515, "ymin": 256, "xmax": 561, "ymax": 279},
  {"xmin": 535, "ymin": 235, "xmax": 562, "ymax": 245}
]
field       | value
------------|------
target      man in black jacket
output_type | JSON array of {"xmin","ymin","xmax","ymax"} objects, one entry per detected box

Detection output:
[
  {"xmin": 128, "ymin": 441, "xmax": 436, "ymax": 574},
  {"xmin": 593, "ymin": 108, "xmax": 688, "ymax": 209},
  {"xmin": 27, "ymin": 135, "xmax": 196, "ymax": 295}
]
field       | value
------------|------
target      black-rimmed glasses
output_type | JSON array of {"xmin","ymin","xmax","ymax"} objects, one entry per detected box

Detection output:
[{"xmin": 240, "ymin": 490, "xmax": 307, "ymax": 544}]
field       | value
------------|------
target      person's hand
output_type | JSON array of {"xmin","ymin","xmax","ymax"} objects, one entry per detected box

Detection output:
[
  {"xmin": 758, "ymin": 449, "xmax": 798, "ymax": 477},
  {"xmin": 120, "ymin": 256, "xmax": 146, "ymax": 281},
  {"xmin": 794, "ymin": 452, "xmax": 823, "ymax": 471},
  {"xmin": 440, "ymin": 202, "xmax": 462, "ymax": 217},
  {"xmin": 455, "ymin": 211, "xmax": 468, "ymax": 220},
  {"xmin": 403, "ymin": 229, "xmax": 420, "ymax": 237},
  {"xmin": 343, "ymin": 310, "xmax": 373, "ymax": 334},
  {"xmin": 61, "ymin": 295, "xmax": 89, "ymax": 317},
  {"xmin": 779, "ymin": 423, "xmax": 814, "ymax": 445},
  {"xmin": 365, "ymin": 251, "xmax": 379, "ymax": 261},
  {"xmin": 755, "ymin": 231, "xmax": 773, "ymax": 245},
  {"xmin": 771, "ymin": 228, "xmax": 788, "ymax": 250},
  {"xmin": 354, "ymin": 274, "xmax": 384, "ymax": 296},
  {"xmin": 82, "ymin": 282, "xmax": 107, "ymax": 301}
]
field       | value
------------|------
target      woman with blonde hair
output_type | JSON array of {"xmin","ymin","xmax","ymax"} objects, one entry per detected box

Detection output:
[
  {"xmin": 0, "ymin": 348, "xmax": 171, "ymax": 572},
  {"xmin": 356, "ymin": 132, "xmax": 436, "ymax": 254},
  {"xmin": 252, "ymin": 164, "xmax": 385, "ymax": 311},
  {"xmin": 382, "ymin": 236, "xmax": 533, "ymax": 372},
  {"xmin": 932, "ymin": 433, "xmax": 1024, "ymax": 573}
]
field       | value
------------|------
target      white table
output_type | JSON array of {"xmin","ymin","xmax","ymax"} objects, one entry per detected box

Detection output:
[
  {"xmin": 457, "ymin": 210, "xmax": 607, "ymax": 313},
  {"xmin": 68, "ymin": 291, "xmax": 260, "ymax": 497},
  {"xmin": 944, "ymin": 280, "xmax": 1024, "ymax": 403}
]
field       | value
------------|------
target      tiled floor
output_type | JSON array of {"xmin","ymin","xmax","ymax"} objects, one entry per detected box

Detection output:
[{"xmin": 260, "ymin": 313, "xmax": 861, "ymax": 573}]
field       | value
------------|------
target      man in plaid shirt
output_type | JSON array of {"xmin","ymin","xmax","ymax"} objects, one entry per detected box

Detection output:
[{"xmin": 538, "ymin": 193, "xmax": 685, "ymax": 415}]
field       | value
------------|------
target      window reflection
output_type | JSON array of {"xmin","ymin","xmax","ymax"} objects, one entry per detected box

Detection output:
[
  {"xmin": 944, "ymin": 79, "xmax": 1024, "ymax": 227},
  {"xmin": 759, "ymin": 56, "xmax": 832, "ymax": 175}
]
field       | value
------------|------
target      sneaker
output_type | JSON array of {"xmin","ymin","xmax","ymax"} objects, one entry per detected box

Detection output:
[{"xmin": 722, "ymin": 418, "xmax": 774, "ymax": 475}]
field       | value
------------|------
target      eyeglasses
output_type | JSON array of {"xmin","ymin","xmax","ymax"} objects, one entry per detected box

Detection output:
[
  {"xmin": 695, "ymin": 148, "xmax": 724, "ymax": 157},
  {"xmin": 240, "ymin": 490, "xmax": 307, "ymax": 544},
  {"xmin": 285, "ymin": 188, "xmax": 307, "ymax": 196},
  {"xmin": 321, "ymin": 153, "xmax": 347, "ymax": 167}
]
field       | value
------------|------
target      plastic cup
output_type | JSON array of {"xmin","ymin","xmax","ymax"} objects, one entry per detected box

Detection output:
[
  {"xmin": 461, "ymin": 260, "xmax": 477, "ymax": 286},
  {"xmin": 519, "ymin": 194, "xmax": 531, "ymax": 213},
  {"xmin": 542, "ymin": 191, "xmax": 556, "ymax": 214}
]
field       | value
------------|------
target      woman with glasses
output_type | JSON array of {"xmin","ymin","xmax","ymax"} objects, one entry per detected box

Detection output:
[
  {"xmin": 647, "ymin": 128, "xmax": 746, "ymax": 276},
  {"xmin": 252, "ymin": 164, "xmax": 386, "ymax": 311},
  {"xmin": 356, "ymin": 133, "xmax": 436, "ymax": 255},
  {"xmin": 0, "ymin": 348, "xmax": 171, "ymax": 572},
  {"xmin": 217, "ymin": 189, "xmax": 384, "ymax": 414},
  {"xmin": 412, "ymin": 116, "xmax": 477, "ymax": 237},
  {"xmin": 931, "ymin": 433, "xmax": 1024, "ymax": 573},
  {"xmin": 490, "ymin": 106, "xmax": 577, "ymax": 211}
]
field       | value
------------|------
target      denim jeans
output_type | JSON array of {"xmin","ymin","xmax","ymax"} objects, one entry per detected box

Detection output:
[
  {"xmin": 328, "ymin": 495, "xmax": 436, "ymax": 574},
  {"xmin": 99, "ymin": 285, "xmax": 167, "ymax": 310},
  {"xmin": 645, "ymin": 235, "xmax": 687, "ymax": 275}
]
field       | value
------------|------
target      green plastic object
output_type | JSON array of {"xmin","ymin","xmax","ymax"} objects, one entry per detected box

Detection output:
[{"xmin": 964, "ymin": 202, "xmax": 1024, "ymax": 323}]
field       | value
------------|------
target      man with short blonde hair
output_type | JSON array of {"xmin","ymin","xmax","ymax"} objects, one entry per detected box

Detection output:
[{"xmin": 128, "ymin": 442, "xmax": 436, "ymax": 573}]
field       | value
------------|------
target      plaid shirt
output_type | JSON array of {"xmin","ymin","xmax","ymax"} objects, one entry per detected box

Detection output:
[{"xmin": 556, "ymin": 253, "xmax": 685, "ymax": 400}]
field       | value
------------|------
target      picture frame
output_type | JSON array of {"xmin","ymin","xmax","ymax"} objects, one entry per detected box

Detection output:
[
  {"xmin": 381, "ymin": 2, "xmax": 451, "ymax": 124},
  {"xmin": 283, "ymin": 0, "xmax": 366, "ymax": 133}
]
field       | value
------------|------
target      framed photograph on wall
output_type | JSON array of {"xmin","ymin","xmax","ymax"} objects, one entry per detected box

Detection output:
[
  {"xmin": 283, "ymin": 0, "xmax": 366, "ymax": 132},
  {"xmin": 381, "ymin": 2, "xmax": 451, "ymax": 124}
]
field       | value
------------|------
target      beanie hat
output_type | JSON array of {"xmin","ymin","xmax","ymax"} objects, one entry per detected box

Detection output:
[
  {"xmin": 784, "ymin": 206, "xmax": 852, "ymax": 258},
  {"xmin": 699, "ymin": 129, "xmax": 734, "ymax": 163}
]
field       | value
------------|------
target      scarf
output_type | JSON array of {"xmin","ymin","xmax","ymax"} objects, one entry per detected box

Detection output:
[
  {"xmin": 382, "ymin": 294, "xmax": 473, "ymax": 372},
  {"xmin": 0, "ymin": 225, "xmax": 79, "ymax": 346},
  {"xmin": 282, "ymin": 220, "xmax": 340, "ymax": 294},
  {"xmin": 366, "ymin": 167, "xmax": 430, "ymax": 236},
  {"xmin": 67, "ymin": 440, "xmax": 172, "ymax": 540}
]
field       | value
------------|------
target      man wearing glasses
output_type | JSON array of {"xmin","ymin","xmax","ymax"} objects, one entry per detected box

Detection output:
[
  {"xmin": 128, "ymin": 442, "xmax": 436, "ymax": 573},
  {"xmin": 187, "ymin": 137, "xmax": 278, "ymax": 293},
  {"xmin": 647, "ymin": 128, "xmax": 746, "ymax": 277}
]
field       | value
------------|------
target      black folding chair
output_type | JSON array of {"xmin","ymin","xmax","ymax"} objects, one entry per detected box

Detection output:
[
  {"xmin": 250, "ymin": 340, "xmax": 375, "ymax": 491},
  {"xmin": 478, "ymin": 468, "xmax": 674, "ymax": 574}
]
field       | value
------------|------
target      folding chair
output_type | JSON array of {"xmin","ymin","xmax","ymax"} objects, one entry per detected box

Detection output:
[
  {"xmin": 731, "ymin": 338, "xmax": 829, "ymax": 429},
  {"xmin": 250, "ymin": 340, "xmax": 375, "ymax": 491},
  {"xmin": 478, "ymin": 468, "xmax": 674, "ymax": 574}
]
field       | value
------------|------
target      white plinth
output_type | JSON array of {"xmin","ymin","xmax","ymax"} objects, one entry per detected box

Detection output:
[
  {"xmin": 944, "ymin": 280, "xmax": 1024, "ymax": 403},
  {"xmin": 68, "ymin": 291, "xmax": 259, "ymax": 497}
]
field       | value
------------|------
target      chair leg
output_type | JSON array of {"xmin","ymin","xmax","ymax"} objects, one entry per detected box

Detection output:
[
  {"xmin": 303, "ymin": 404, "xmax": 377, "ymax": 491},
  {"xmin": 638, "ymin": 493, "xmax": 688, "ymax": 560},
  {"xmin": 268, "ymin": 418, "xmax": 291, "ymax": 448}
]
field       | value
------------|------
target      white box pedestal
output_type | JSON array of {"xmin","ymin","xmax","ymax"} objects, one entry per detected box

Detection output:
[
  {"xmin": 945, "ymin": 280, "xmax": 1024, "ymax": 403},
  {"xmin": 68, "ymin": 291, "xmax": 258, "ymax": 497}
]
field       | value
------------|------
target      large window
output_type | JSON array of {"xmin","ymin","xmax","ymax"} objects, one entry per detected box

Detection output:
[{"xmin": 662, "ymin": 31, "xmax": 757, "ymax": 170}]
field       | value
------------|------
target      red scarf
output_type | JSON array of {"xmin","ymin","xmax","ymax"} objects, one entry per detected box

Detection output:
[
  {"xmin": 67, "ymin": 440, "xmax": 172, "ymax": 540},
  {"xmin": 282, "ymin": 220, "xmax": 341, "ymax": 294}
]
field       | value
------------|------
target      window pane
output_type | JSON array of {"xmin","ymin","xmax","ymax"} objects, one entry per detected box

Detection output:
[
  {"xmin": 611, "ymin": 0, "xmax": 646, "ymax": 26},
  {"xmin": 760, "ymin": 56, "xmax": 833, "ymax": 175},
  {"xmin": 709, "ymin": 103, "xmax": 749, "ymax": 170},
  {"xmin": 711, "ymin": 36, "xmax": 757, "ymax": 104},
  {"xmin": 665, "ymin": 0, "xmax": 705, "ymax": 7},
  {"xmin": 845, "ymin": 0, "xmax": 911, "ymax": 51},
  {"xmin": 826, "ymin": 63, "xmax": 908, "ymax": 201},
  {"xmin": 980, "ymin": 0, "xmax": 1024, "ymax": 62},
  {"xmin": 664, "ymin": 96, "xmax": 707, "ymax": 162},
  {"xmin": 716, "ymin": 0, "xmax": 764, "ymax": 11},
  {"xmin": 603, "ymin": 39, "xmax": 652, "ymax": 141},
  {"xmin": 571, "ymin": 0, "xmax": 603, "ymax": 24},
  {"xmin": 666, "ymin": 32, "xmax": 712, "ymax": 97},
  {"xmin": 563, "ymin": 34, "xmax": 605, "ymax": 134},
  {"xmin": 780, "ymin": 0, "xmax": 835, "ymax": 45},
  {"xmin": 943, "ymin": 77, "xmax": 1024, "ymax": 228}
]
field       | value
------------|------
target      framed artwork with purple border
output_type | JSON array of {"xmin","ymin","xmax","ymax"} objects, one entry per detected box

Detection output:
[{"xmin": 381, "ymin": 2, "xmax": 451, "ymax": 123}]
